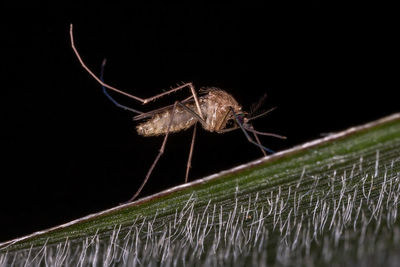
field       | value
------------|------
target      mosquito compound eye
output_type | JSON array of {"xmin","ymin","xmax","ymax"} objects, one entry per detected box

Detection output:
[
  {"xmin": 226, "ymin": 119, "xmax": 235, "ymax": 128},
  {"xmin": 237, "ymin": 114, "xmax": 245, "ymax": 124}
]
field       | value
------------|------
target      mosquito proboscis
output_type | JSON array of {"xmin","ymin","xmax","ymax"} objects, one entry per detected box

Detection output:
[{"xmin": 69, "ymin": 24, "xmax": 286, "ymax": 203}]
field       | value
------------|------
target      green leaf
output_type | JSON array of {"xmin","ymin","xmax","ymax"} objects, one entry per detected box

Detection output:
[{"xmin": 1, "ymin": 113, "xmax": 400, "ymax": 266}]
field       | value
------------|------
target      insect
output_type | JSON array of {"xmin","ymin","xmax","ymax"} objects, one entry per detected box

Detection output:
[{"xmin": 69, "ymin": 24, "xmax": 286, "ymax": 202}]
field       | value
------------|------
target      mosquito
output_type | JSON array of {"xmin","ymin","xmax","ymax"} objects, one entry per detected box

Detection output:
[{"xmin": 69, "ymin": 24, "xmax": 286, "ymax": 202}]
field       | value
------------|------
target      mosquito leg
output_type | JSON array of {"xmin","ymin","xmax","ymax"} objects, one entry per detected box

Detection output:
[
  {"xmin": 124, "ymin": 101, "xmax": 179, "ymax": 203},
  {"xmin": 70, "ymin": 24, "xmax": 146, "ymax": 102},
  {"xmin": 230, "ymin": 108, "xmax": 275, "ymax": 154},
  {"xmin": 176, "ymin": 102, "xmax": 208, "ymax": 128},
  {"xmin": 100, "ymin": 59, "xmax": 143, "ymax": 114},
  {"xmin": 245, "ymin": 127, "xmax": 287, "ymax": 139},
  {"xmin": 185, "ymin": 123, "xmax": 197, "ymax": 183},
  {"xmin": 252, "ymin": 131, "xmax": 267, "ymax": 156},
  {"xmin": 218, "ymin": 126, "xmax": 239, "ymax": 134},
  {"xmin": 143, "ymin": 83, "xmax": 204, "ymax": 120},
  {"xmin": 71, "ymin": 24, "xmax": 204, "ymax": 119}
]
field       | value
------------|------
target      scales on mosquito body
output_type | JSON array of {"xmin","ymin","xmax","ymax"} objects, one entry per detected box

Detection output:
[
  {"xmin": 69, "ymin": 24, "xmax": 286, "ymax": 203},
  {"xmin": 135, "ymin": 88, "xmax": 242, "ymax": 136}
]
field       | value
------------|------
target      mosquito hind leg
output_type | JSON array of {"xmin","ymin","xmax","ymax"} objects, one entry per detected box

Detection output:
[
  {"xmin": 100, "ymin": 59, "xmax": 143, "ymax": 114},
  {"xmin": 124, "ymin": 101, "xmax": 180, "ymax": 203},
  {"xmin": 71, "ymin": 24, "xmax": 203, "ymax": 115}
]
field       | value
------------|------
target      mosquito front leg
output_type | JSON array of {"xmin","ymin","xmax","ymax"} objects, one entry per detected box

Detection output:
[
  {"xmin": 252, "ymin": 131, "xmax": 267, "ymax": 156},
  {"xmin": 230, "ymin": 107, "xmax": 275, "ymax": 154},
  {"xmin": 217, "ymin": 124, "xmax": 268, "ymax": 155}
]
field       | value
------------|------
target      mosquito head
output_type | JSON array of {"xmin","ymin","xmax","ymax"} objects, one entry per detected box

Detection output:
[
  {"xmin": 225, "ymin": 110, "xmax": 248, "ymax": 129},
  {"xmin": 236, "ymin": 112, "xmax": 256, "ymax": 131}
]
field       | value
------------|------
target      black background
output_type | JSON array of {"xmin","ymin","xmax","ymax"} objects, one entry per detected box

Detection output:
[{"xmin": 1, "ymin": 4, "xmax": 397, "ymax": 242}]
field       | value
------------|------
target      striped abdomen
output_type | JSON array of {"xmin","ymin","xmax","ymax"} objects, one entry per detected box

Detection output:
[{"xmin": 136, "ymin": 103, "xmax": 198, "ymax": 136}]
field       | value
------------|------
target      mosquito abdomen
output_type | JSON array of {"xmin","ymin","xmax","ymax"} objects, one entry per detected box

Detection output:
[{"xmin": 136, "ymin": 105, "xmax": 197, "ymax": 136}]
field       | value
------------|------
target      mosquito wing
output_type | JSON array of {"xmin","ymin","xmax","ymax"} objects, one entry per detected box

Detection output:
[{"xmin": 133, "ymin": 96, "xmax": 195, "ymax": 121}]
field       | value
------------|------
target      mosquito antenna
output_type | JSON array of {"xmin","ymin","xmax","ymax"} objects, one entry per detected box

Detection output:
[
  {"xmin": 70, "ymin": 24, "xmax": 146, "ymax": 103},
  {"xmin": 243, "ymin": 125, "xmax": 287, "ymax": 139},
  {"xmin": 100, "ymin": 59, "xmax": 143, "ymax": 114},
  {"xmin": 247, "ymin": 107, "xmax": 277, "ymax": 122},
  {"xmin": 230, "ymin": 108, "xmax": 275, "ymax": 154},
  {"xmin": 250, "ymin": 93, "xmax": 268, "ymax": 115}
]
